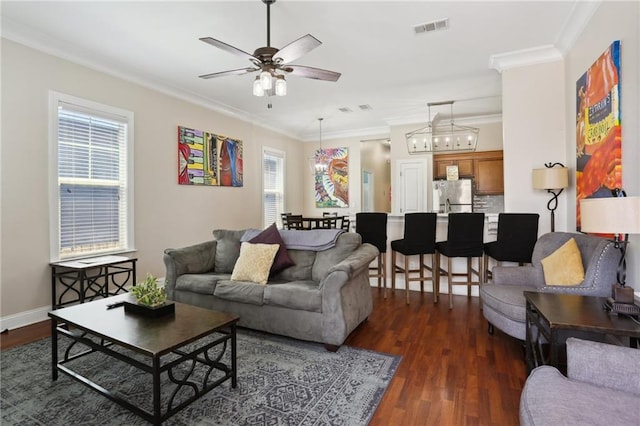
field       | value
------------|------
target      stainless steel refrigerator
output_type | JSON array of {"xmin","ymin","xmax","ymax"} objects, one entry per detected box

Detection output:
[{"xmin": 433, "ymin": 178, "xmax": 473, "ymax": 213}]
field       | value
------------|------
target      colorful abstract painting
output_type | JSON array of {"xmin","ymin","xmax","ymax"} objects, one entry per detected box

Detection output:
[
  {"xmin": 315, "ymin": 148, "xmax": 349, "ymax": 208},
  {"xmin": 178, "ymin": 126, "xmax": 243, "ymax": 187},
  {"xmin": 575, "ymin": 41, "xmax": 621, "ymax": 231}
]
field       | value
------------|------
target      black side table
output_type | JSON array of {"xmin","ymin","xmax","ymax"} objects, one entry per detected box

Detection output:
[
  {"xmin": 524, "ymin": 291, "xmax": 640, "ymax": 374},
  {"xmin": 50, "ymin": 256, "xmax": 137, "ymax": 309}
]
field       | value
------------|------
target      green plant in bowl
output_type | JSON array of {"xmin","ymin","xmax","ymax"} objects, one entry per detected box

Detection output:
[{"xmin": 131, "ymin": 274, "xmax": 167, "ymax": 307}]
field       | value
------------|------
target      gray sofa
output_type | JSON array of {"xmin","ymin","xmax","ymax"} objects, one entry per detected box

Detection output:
[
  {"xmin": 163, "ymin": 229, "xmax": 378, "ymax": 350},
  {"xmin": 480, "ymin": 232, "xmax": 618, "ymax": 340},
  {"xmin": 520, "ymin": 337, "xmax": 640, "ymax": 425}
]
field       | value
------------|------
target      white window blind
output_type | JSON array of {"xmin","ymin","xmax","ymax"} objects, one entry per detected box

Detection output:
[
  {"xmin": 51, "ymin": 94, "xmax": 133, "ymax": 260},
  {"xmin": 263, "ymin": 148, "xmax": 285, "ymax": 228}
]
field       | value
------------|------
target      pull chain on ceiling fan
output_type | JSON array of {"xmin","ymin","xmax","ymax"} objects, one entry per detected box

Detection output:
[{"xmin": 198, "ymin": 0, "xmax": 341, "ymax": 98}]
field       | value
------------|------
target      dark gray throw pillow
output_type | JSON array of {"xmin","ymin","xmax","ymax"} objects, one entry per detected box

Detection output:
[{"xmin": 213, "ymin": 229, "xmax": 247, "ymax": 273}]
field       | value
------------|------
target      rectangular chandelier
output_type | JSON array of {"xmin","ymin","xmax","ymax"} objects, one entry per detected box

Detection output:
[{"xmin": 405, "ymin": 101, "xmax": 479, "ymax": 154}]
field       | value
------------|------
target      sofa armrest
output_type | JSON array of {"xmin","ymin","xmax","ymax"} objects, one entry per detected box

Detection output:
[
  {"xmin": 326, "ymin": 243, "xmax": 380, "ymax": 278},
  {"xmin": 492, "ymin": 265, "xmax": 544, "ymax": 286},
  {"xmin": 163, "ymin": 240, "xmax": 217, "ymax": 299},
  {"xmin": 567, "ymin": 337, "xmax": 640, "ymax": 396}
]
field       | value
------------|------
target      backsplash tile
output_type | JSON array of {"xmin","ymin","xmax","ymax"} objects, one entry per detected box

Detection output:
[{"xmin": 473, "ymin": 195, "xmax": 504, "ymax": 213}]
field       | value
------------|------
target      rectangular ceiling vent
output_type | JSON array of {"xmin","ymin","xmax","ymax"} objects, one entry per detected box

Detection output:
[
  {"xmin": 338, "ymin": 107, "xmax": 353, "ymax": 113},
  {"xmin": 358, "ymin": 104, "xmax": 373, "ymax": 111},
  {"xmin": 414, "ymin": 18, "xmax": 448, "ymax": 35}
]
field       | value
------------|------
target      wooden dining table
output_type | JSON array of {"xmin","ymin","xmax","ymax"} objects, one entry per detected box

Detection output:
[{"xmin": 300, "ymin": 216, "xmax": 346, "ymax": 229}]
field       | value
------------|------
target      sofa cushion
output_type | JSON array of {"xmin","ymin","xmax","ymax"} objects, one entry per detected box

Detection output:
[
  {"xmin": 272, "ymin": 250, "xmax": 316, "ymax": 281},
  {"xmin": 213, "ymin": 229, "xmax": 246, "ymax": 273},
  {"xmin": 312, "ymin": 232, "xmax": 362, "ymax": 282},
  {"xmin": 264, "ymin": 281, "xmax": 322, "ymax": 312},
  {"xmin": 248, "ymin": 223, "xmax": 295, "ymax": 275},
  {"xmin": 520, "ymin": 366, "xmax": 639, "ymax": 426},
  {"xmin": 175, "ymin": 272, "xmax": 230, "ymax": 295},
  {"xmin": 540, "ymin": 237, "xmax": 585, "ymax": 285},
  {"xmin": 480, "ymin": 284, "xmax": 537, "ymax": 323},
  {"xmin": 214, "ymin": 280, "xmax": 265, "ymax": 305},
  {"xmin": 231, "ymin": 242, "xmax": 280, "ymax": 285}
]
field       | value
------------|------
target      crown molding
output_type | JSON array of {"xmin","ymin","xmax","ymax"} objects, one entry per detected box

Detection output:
[
  {"xmin": 0, "ymin": 17, "xmax": 299, "ymax": 140},
  {"xmin": 555, "ymin": 0, "xmax": 602, "ymax": 54},
  {"xmin": 488, "ymin": 45, "xmax": 563, "ymax": 73},
  {"xmin": 487, "ymin": 0, "xmax": 602, "ymax": 73}
]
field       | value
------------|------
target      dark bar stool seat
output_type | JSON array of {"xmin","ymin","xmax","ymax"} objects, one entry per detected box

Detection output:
[
  {"xmin": 390, "ymin": 213, "xmax": 438, "ymax": 304},
  {"xmin": 436, "ymin": 213, "xmax": 485, "ymax": 309},
  {"xmin": 483, "ymin": 213, "xmax": 539, "ymax": 281},
  {"xmin": 355, "ymin": 212, "xmax": 388, "ymax": 294}
]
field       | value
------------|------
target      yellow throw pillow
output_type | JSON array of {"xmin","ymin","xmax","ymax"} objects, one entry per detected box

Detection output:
[
  {"xmin": 540, "ymin": 238, "xmax": 585, "ymax": 286},
  {"xmin": 231, "ymin": 242, "xmax": 280, "ymax": 285}
]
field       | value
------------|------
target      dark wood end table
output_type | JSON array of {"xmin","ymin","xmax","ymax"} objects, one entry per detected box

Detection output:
[
  {"xmin": 524, "ymin": 291, "xmax": 640, "ymax": 373},
  {"xmin": 49, "ymin": 294, "xmax": 239, "ymax": 425}
]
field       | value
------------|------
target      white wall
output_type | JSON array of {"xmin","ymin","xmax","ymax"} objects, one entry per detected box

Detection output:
[
  {"xmin": 564, "ymin": 1, "xmax": 640, "ymax": 289},
  {"xmin": 502, "ymin": 60, "xmax": 567, "ymax": 234},
  {"xmin": 0, "ymin": 39, "xmax": 304, "ymax": 323}
]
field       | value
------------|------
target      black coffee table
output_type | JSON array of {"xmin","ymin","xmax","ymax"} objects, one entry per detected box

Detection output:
[
  {"xmin": 524, "ymin": 291, "xmax": 640, "ymax": 373},
  {"xmin": 49, "ymin": 294, "xmax": 239, "ymax": 425}
]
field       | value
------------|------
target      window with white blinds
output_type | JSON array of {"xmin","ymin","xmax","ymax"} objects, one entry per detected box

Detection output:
[
  {"xmin": 49, "ymin": 92, "xmax": 134, "ymax": 260},
  {"xmin": 262, "ymin": 148, "xmax": 285, "ymax": 228}
]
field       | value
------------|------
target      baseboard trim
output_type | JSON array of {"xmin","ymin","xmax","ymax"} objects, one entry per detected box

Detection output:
[{"xmin": 0, "ymin": 305, "xmax": 50, "ymax": 332}]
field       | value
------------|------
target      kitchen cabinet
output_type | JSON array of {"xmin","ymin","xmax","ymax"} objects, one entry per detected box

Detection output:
[
  {"xmin": 433, "ymin": 150, "xmax": 504, "ymax": 195},
  {"xmin": 434, "ymin": 156, "xmax": 474, "ymax": 179},
  {"xmin": 475, "ymin": 157, "xmax": 504, "ymax": 195}
]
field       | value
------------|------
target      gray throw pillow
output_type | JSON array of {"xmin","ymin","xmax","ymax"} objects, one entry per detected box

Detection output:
[{"xmin": 213, "ymin": 229, "xmax": 247, "ymax": 273}]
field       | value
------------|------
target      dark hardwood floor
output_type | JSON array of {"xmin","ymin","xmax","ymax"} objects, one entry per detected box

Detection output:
[{"xmin": 1, "ymin": 288, "xmax": 526, "ymax": 425}]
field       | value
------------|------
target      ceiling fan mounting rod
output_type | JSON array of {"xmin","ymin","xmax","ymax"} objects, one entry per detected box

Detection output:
[{"xmin": 263, "ymin": 0, "xmax": 276, "ymax": 47}]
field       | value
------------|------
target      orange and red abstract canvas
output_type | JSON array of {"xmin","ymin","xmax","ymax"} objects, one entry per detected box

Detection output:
[
  {"xmin": 178, "ymin": 126, "xmax": 243, "ymax": 187},
  {"xmin": 576, "ymin": 41, "xmax": 621, "ymax": 231}
]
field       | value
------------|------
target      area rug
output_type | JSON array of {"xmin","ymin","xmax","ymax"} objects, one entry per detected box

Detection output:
[{"xmin": 1, "ymin": 329, "xmax": 400, "ymax": 425}]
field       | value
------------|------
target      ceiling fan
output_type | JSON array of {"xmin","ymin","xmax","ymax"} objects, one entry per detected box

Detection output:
[{"xmin": 198, "ymin": 0, "xmax": 341, "ymax": 97}]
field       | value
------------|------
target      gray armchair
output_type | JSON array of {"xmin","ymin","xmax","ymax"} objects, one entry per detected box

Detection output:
[
  {"xmin": 520, "ymin": 338, "xmax": 640, "ymax": 425},
  {"xmin": 480, "ymin": 232, "xmax": 618, "ymax": 340}
]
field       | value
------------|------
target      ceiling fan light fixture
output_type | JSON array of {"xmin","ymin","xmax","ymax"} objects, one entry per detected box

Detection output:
[
  {"xmin": 275, "ymin": 75, "xmax": 287, "ymax": 96},
  {"xmin": 260, "ymin": 69, "xmax": 273, "ymax": 91},
  {"xmin": 253, "ymin": 76, "xmax": 265, "ymax": 96}
]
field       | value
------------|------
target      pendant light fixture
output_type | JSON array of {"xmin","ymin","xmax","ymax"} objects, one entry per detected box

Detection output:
[
  {"xmin": 405, "ymin": 101, "xmax": 479, "ymax": 154},
  {"xmin": 310, "ymin": 118, "xmax": 328, "ymax": 174}
]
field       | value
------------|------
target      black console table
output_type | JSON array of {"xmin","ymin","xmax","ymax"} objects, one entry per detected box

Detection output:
[{"xmin": 50, "ymin": 256, "xmax": 137, "ymax": 309}]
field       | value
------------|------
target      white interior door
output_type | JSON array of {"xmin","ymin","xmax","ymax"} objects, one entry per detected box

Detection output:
[
  {"xmin": 397, "ymin": 160, "xmax": 426, "ymax": 214},
  {"xmin": 362, "ymin": 170, "xmax": 374, "ymax": 212}
]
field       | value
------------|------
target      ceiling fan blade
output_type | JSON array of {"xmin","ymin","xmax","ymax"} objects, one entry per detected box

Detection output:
[
  {"xmin": 273, "ymin": 34, "xmax": 321, "ymax": 64},
  {"xmin": 198, "ymin": 67, "xmax": 258, "ymax": 79},
  {"xmin": 199, "ymin": 37, "xmax": 258, "ymax": 62},
  {"xmin": 284, "ymin": 65, "xmax": 341, "ymax": 82}
]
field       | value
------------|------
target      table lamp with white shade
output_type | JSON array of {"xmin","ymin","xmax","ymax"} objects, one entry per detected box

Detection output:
[
  {"xmin": 532, "ymin": 163, "xmax": 569, "ymax": 232},
  {"xmin": 580, "ymin": 191, "xmax": 640, "ymax": 306}
]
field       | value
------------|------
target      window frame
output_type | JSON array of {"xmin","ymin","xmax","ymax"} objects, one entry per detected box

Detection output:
[
  {"xmin": 48, "ymin": 91, "xmax": 135, "ymax": 261},
  {"xmin": 262, "ymin": 147, "xmax": 286, "ymax": 229}
]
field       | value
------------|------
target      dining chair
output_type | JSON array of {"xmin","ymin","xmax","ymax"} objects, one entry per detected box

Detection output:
[
  {"xmin": 280, "ymin": 212, "xmax": 292, "ymax": 229},
  {"xmin": 355, "ymin": 212, "xmax": 388, "ymax": 294},
  {"xmin": 436, "ymin": 213, "xmax": 485, "ymax": 309},
  {"xmin": 285, "ymin": 215, "xmax": 304, "ymax": 230},
  {"xmin": 483, "ymin": 213, "xmax": 539, "ymax": 281},
  {"xmin": 320, "ymin": 212, "xmax": 339, "ymax": 229},
  {"xmin": 390, "ymin": 213, "xmax": 438, "ymax": 304},
  {"xmin": 340, "ymin": 216, "xmax": 351, "ymax": 231}
]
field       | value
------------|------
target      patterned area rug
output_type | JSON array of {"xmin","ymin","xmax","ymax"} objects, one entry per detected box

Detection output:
[{"xmin": 1, "ymin": 329, "xmax": 400, "ymax": 425}]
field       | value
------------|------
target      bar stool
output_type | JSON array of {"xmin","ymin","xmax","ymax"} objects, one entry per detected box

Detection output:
[
  {"xmin": 436, "ymin": 213, "xmax": 485, "ymax": 309},
  {"xmin": 390, "ymin": 213, "xmax": 438, "ymax": 304},
  {"xmin": 355, "ymin": 212, "xmax": 388, "ymax": 293},
  {"xmin": 285, "ymin": 215, "xmax": 304, "ymax": 230},
  {"xmin": 320, "ymin": 212, "xmax": 338, "ymax": 229},
  {"xmin": 483, "ymin": 213, "xmax": 539, "ymax": 281}
]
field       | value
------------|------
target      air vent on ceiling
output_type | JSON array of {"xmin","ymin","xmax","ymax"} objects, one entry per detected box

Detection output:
[
  {"xmin": 413, "ymin": 18, "xmax": 449, "ymax": 35},
  {"xmin": 338, "ymin": 107, "xmax": 353, "ymax": 113},
  {"xmin": 358, "ymin": 104, "xmax": 373, "ymax": 111}
]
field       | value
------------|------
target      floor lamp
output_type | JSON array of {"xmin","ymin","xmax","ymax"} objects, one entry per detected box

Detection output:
[
  {"xmin": 580, "ymin": 191, "xmax": 640, "ymax": 306},
  {"xmin": 532, "ymin": 163, "xmax": 569, "ymax": 232}
]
